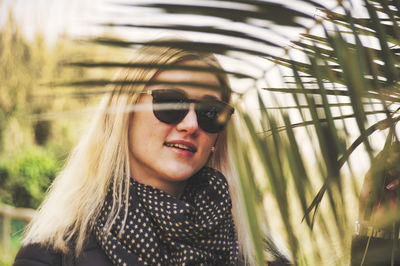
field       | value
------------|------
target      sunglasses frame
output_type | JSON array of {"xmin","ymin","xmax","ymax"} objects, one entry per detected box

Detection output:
[{"xmin": 139, "ymin": 88, "xmax": 234, "ymax": 133}]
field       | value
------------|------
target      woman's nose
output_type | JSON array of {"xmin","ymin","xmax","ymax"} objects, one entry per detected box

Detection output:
[{"xmin": 176, "ymin": 104, "xmax": 199, "ymax": 134}]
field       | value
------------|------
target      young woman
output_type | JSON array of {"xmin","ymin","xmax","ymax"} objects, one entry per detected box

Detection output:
[{"xmin": 13, "ymin": 43, "xmax": 290, "ymax": 265}]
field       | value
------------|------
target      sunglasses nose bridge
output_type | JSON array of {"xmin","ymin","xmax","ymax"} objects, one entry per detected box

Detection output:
[
  {"xmin": 176, "ymin": 103, "xmax": 200, "ymax": 133},
  {"xmin": 189, "ymin": 102, "xmax": 196, "ymax": 112},
  {"xmin": 182, "ymin": 102, "xmax": 197, "ymax": 120}
]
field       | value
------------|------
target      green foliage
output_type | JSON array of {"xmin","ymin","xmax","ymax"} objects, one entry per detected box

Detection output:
[
  {"xmin": 0, "ymin": 147, "xmax": 61, "ymax": 209},
  {"xmin": 270, "ymin": 0, "xmax": 400, "ymax": 221},
  {"xmin": 265, "ymin": 1, "xmax": 400, "ymax": 264},
  {"xmin": 0, "ymin": 8, "xmax": 131, "ymax": 263},
  {"xmin": 0, "ymin": 11, "xmax": 107, "ymax": 211},
  {"xmin": 0, "ymin": 11, "xmax": 117, "ymax": 204}
]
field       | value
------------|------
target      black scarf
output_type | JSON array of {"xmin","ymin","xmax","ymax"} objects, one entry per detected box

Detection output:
[{"xmin": 94, "ymin": 166, "xmax": 239, "ymax": 265}]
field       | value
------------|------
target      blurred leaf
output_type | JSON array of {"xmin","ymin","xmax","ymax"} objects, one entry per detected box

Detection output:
[
  {"xmin": 99, "ymin": 23, "xmax": 278, "ymax": 48},
  {"xmin": 65, "ymin": 61, "xmax": 256, "ymax": 79},
  {"xmin": 123, "ymin": 1, "xmax": 316, "ymax": 27},
  {"xmin": 89, "ymin": 38, "xmax": 274, "ymax": 58}
]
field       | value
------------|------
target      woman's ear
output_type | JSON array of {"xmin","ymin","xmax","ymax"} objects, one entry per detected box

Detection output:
[{"xmin": 206, "ymin": 134, "xmax": 219, "ymax": 164}]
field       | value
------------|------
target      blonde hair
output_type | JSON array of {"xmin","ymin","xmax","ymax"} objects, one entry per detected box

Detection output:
[{"xmin": 23, "ymin": 43, "xmax": 257, "ymax": 265}]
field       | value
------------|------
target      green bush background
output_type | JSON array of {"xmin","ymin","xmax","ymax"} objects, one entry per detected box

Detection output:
[
  {"xmin": 0, "ymin": 148, "xmax": 61, "ymax": 209},
  {"xmin": 0, "ymin": 13, "xmax": 122, "ymax": 264}
]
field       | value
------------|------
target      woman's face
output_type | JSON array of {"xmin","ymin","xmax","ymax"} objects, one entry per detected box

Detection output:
[{"xmin": 128, "ymin": 60, "xmax": 222, "ymax": 197}]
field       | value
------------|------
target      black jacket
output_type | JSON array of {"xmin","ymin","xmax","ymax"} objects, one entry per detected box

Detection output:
[
  {"xmin": 15, "ymin": 233, "xmax": 400, "ymax": 266},
  {"xmin": 13, "ymin": 235, "xmax": 292, "ymax": 266},
  {"xmin": 351, "ymin": 235, "xmax": 400, "ymax": 266},
  {"xmin": 13, "ymin": 234, "xmax": 112, "ymax": 266}
]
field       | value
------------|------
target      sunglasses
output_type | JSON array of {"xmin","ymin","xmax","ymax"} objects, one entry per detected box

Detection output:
[{"xmin": 141, "ymin": 89, "xmax": 234, "ymax": 133}]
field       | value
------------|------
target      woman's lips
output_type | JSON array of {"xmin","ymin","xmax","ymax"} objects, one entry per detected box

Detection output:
[{"xmin": 164, "ymin": 140, "xmax": 197, "ymax": 155}]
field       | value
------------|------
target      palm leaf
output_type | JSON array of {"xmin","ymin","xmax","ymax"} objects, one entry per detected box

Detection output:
[{"xmin": 121, "ymin": 1, "xmax": 315, "ymax": 27}]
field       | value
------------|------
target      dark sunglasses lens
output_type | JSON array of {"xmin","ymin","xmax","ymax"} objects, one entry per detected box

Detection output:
[
  {"xmin": 196, "ymin": 100, "xmax": 233, "ymax": 133},
  {"xmin": 152, "ymin": 90, "xmax": 188, "ymax": 124}
]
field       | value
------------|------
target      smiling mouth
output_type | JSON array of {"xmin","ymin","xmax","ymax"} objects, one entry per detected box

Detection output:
[{"xmin": 164, "ymin": 142, "xmax": 196, "ymax": 153}]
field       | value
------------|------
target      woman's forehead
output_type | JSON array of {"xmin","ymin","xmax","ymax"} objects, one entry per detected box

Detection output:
[
  {"xmin": 146, "ymin": 84, "xmax": 223, "ymax": 101},
  {"xmin": 153, "ymin": 61, "xmax": 220, "ymax": 83},
  {"xmin": 149, "ymin": 61, "xmax": 223, "ymax": 100}
]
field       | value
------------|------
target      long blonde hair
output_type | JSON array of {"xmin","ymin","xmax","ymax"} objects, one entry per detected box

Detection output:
[{"xmin": 23, "ymin": 43, "xmax": 257, "ymax": 265}]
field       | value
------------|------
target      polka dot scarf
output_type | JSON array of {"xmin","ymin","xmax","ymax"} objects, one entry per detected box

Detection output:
[{"xmin": 94, "ymin": 167, "xmax": 239, "ymax": 265}]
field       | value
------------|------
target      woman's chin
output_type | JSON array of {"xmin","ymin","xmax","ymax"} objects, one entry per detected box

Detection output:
[{"xmin": 163, "ymin": 164, "xmax": 202, "ymax": 182}]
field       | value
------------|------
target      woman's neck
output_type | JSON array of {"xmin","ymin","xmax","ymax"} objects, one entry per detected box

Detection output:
[{"xmin": 130, "ymin": 173, "xmax": 187, "ymax": 198}]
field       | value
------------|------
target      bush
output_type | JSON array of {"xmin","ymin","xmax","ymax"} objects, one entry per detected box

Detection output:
[{"xmin": 0, "ymin": 147, "xmax": 61, "ymax": 209}]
